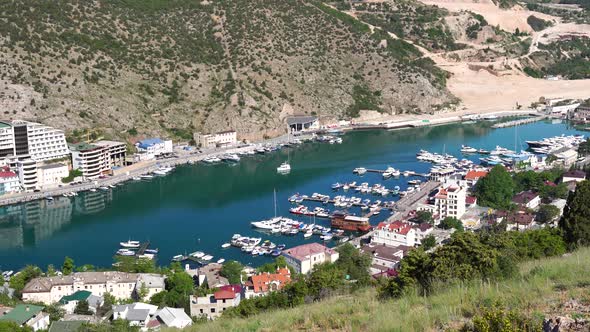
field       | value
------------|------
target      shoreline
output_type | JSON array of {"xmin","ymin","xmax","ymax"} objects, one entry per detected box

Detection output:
[{"xmin": 0, "ymin": 108, "xmax": 541, "ymax": 207}]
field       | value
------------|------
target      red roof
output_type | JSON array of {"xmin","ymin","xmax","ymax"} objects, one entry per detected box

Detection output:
[
  {"xmin": 283, "ymin": 243, "xmax": 336, "ymax": 261},
  {"xmin": 512, "ymin": 191, "xmax": 539, "ymax": 204},
  {"xmin": 0, "ymin": 170, "xmax": 17, "ymax": 178},
  {"xmin": 219, "ymin": 284, "xmax": 242, "ymax": 294},
  {"xmin": 250, "ymin": 268, "xmax": 291, "ymax": 293},
  {"xmin": 377, "ymin": 221, "xmax": 413, "ymax": 235},
  {"xmin": 465, "ymin": 170, "xmax": 488, "ymax": 180},
  {"xmin": 214, "ymin": 289, "xmax": 237, "ymax": 300},
  {"xmin": 466, "ymin": 196, "xmax": 477, "ymax": 205}
]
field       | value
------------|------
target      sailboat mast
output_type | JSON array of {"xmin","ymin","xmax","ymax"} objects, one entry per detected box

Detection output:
[{"xmin": 274, "ymin": 189, "xmax": 277, "ymax": 218}]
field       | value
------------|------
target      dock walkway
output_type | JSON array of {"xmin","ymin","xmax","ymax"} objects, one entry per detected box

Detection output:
[
  {"xmin": 394, "ymin": 181, "xmax": 441, "ymax": 212},
  {"xmin": 491, "ymin": 116, "xmax": 546, "ymax": 128}
]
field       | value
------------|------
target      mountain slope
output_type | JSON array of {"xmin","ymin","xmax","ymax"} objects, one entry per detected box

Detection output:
[{"xmin": 0, "ymin": 0, "xmax": 454, "ymax": 142}]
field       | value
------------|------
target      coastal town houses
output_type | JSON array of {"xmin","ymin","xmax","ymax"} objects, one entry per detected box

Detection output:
[
  {"xmin": 512, "ymin": 191, "xmax": 541, "ymax": 210},
  {"xmin": 372, "ymin": 221, "xmax": 417, "ymax": 247},
  {"xmin": 495, "ymin": 209, "xmax": 536, "ymax": 231},
  {"xmin": 568, "ymin": 105, "xmax": 590, "ymax": 124},
  {"xmin": 36, "ymin": 163, "xmax": 69, "ymax": 190},
  {"xmin": 21, "ymin": 272, "xmax": 165, "ymax": 304},
  {"xmin": 463, "ymin": 170, "xmax": 488, "ymax": 186},
  {"xmin": 360, "ymin": 244, "xmax": 411, "ymax": 275},
  {"xmin": 282, "ymin": 243, "xmax": 339, "ymax": 274},
  {"xmin": 190, "ymin": 286, "xmax": 242, "ymax": 319},
  {"xmin": 412, "ymin": 223, "xmax": 433, "ymax": 245},
  {"xmin": 185, "ymin": 263, "xmax": 229, "ymax": 289},
  {"xmin": 93, "ymin": 140, "xmax": 127, "ymax": 168},
  {"xmin": 194, "ymin": 130, "xmax": 237, "ymax": 148},
  {"xmin": 113, "ymin": 302, "xmax": 158, "ymax": 328},
  {"xmin": 562, "ymin": 170, "xmax": 587, "ymax": 183},
  {"xmin": 58, "ymin": 290, "xmax": 103, "ymax": 314},
  {"xmin": 10, "ymin": 120, "xmax": 70, "ymax": 162},
  {"xmin": 433, "ymin": 184, "xmax": 467, "ymax": 222},
  {"xmin": 149, "ymin": 307, "xmax": 193, "ymax": 329},
  {"xmin": 0, "ymin": 167, "xmax": 21, "ymax": 194},
  {"xmin": 135, "ymin": 138, "xmax": 173, "ymax": 160},
  {"xmin": 69, "ymin": 142, "xmax": 109, "ymax": 180},
  {"xmin": 0, "ymin": 304, "xmax": 50, "ymax": 331},
  {"xmin": 243, "ymin": 268, "xmax": 291, "ymax": 299}
]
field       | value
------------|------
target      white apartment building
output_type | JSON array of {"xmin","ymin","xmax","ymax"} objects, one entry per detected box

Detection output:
[
  {"xmin": 135, "ymin": 138, "xmax": 173, "ymax": 159},
  {"xmin": 282, "ymin": 243, "xmax": 339, "ymax": 274},
  {"xmin": 0, "ymin": 122, "xmax": 15, "ymax": 158},
  {"xmin": 11, "ymin": 120, "xmax": 69, "ymax": 161},
  {"xmin": 17, "ymin": 158, "xmax": 38, "ymax": 191},
  {"xmin": 0, "ymin": 168, "xmax": 21, "ymax": 195},
  {"xmin": 70, "ymin": 142, "xmax": 109, "ymax": 180},
  {"xmin": 21, "ymin": 272, "xmax": 165, "ymax": 304},
  {"xmin": 36, "ymin": 163, "xmax": 69, "ymax": 189},
  {"xmin": 372, "ymin": 221, "xmax": 417, "ymax": 247},
  {"xmin": 194, "ymin": 130, "xmax": 237, "ymax": 148},
  {"xmin": 434, "ymin": 184, "xmax": 467, "ymax": 222}
]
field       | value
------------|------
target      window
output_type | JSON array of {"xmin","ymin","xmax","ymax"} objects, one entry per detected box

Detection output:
[
  {"xmin": 200, "ymin": 309, "xmax": 203, "ymax": 314},
  {"xmin": 222, "ymin": 299, "xmax": 226, "ymax": 303},
  {"xmin": 211, "ymin": 308, "xmax": 216, "ymax": 313},
  {"xmin": 58, "ymin": 287, "xmax": 61, "ymax": 291}
]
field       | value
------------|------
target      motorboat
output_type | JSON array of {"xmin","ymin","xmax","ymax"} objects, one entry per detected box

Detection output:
[
  {"xmin": 120, "ymin": 240, "xmax": 140, "ymax": 248},
  {"xmin": 202, "ymin": 156, "xmax": 222, "ymax": 164},
  {"xmin": 277, "ymin": 162, "xmax": 291, "ymax": 174},
  {"xmin": 217, "ymin": 258, "xmax": 225, "ymax": 264},
  {"xmin": 477, "ymin": 149, "xmax": 490, "ymax": 154},
  {"xmin": 221, "ymin": 243, "xmax": 231, "ymax": 249},
  {"xmin": 116, "ymin": 249, "xmax": 135, "ymax": 256},
  {"xmin": 202, "ymin": 255, "xmax": 214, "ymax": 261},
  {"xmin": 460, "ymin": 145, "xmax": 477, "ymax": 153},
  {"xmin": 140, "ymin": 174, "xmax": 154, "ymax": 179},
  {"xmin": 190, "ymin": 251, "xmax": 205, "ymax": 258},
  {"xmin": 172, "ymin": 255, "xmax": 185, "ymax": 262},
  {"xmin": 222, "ymin": 154, "xmax": 241, "ymax": 163},
  {"xmin": 145, "ymin": 249, "xmax": 159, "ymax": 254},
  {"xmin": 353, "ymin": 167, "xmax": 367, "ymax": 175},
  {"xmin": 303, "ymin": 230, "xmax": 313, "ymax": 238},
  {"xmin": 153, "ymin": 166, "xmax": 174, "ymax": 176}
]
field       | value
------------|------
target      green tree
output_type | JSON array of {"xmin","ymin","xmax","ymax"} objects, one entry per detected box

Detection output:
[
  {"xmin": 164, "ymin": 271, "xmax": 194, "ymax": 310},
  {"xmin": 46, "ymin": 264, "xmax": 57, "ymax": 277},
  {"xmin": 74, "ymin": 299, "xmax": 93, "ymax": 315},
  {"xmin": 9, "ymin": 265, "xmax": 42, "ymax": 297},
  {"xmin": 96, "ymin": 292, "xmax": 114, "ymax": 317},
  {"xmin": 416, "ymin": 211, "xmax": 433, "ymax": 224},
  {"xmin": 62, "ymin": 256, "xmax": 75, "ymax": 275},
  {"xmin": 307, "ymin": 263, "xmax": 345, "ymax": 299},
  {"xmin": 422, "ymin": 234, "xmax": 437, "ymax": 250},
  {"xmin": 258, "ymin": 256, "xmax": 291, "ymax": 273},
  {"xmin": 334, "ymin": 243, "xmax": 371, "ymax": 286},
  {"xmin": 559, "ymin": 180, "xmax": 590, "ymax": 249},
  {"xmin": 45, "ymin": 304, "xmax": 65, "ymax": 321},
  {"xmin": 0, "ymin": 321, "xmax": 33, "ymax": 332},
  {"xmin": 438, "ymin": 217, "xmax": 464, "ymax": 231},
  {"xmin": 220, "ymin": 261, "xmax": 244, "ymax": 284},
  {"xmin": 537, "ymin": 204, "xmax": 560, "ymax": 224},
  {"xmin": 475, "ymin": 165, "xmax": 515, "ymax": 209},
  {"xmin": 137, "ymin": 283, "xmax": 149, "ymax": 301}
]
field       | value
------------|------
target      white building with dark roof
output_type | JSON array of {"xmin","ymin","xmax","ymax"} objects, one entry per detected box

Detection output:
[
  {"xmin": 287, "ymin": 116, "xmax": 319, "ymax": 133},
  {"xmin": 282, "ymin": 242, "xmax": 339, "ymax": 274},
  {"xmin": 113, "ymin": 302, "xmax": 158, "ymax": 327}
]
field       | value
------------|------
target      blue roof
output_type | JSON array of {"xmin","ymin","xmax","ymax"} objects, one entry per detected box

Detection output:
[{"xmin": 137, "ymin": 138, "xmax": 163, "ymax": 149}]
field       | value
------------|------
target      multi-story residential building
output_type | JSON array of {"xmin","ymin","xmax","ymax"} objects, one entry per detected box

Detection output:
[
  {"xmin": 243, "ymin": 268, "xmax": 291, "ymax": 299},
  {"xmin": 135, "ymin": 138, "xmax": 173, "ymax": 160},
  {"xmin": 282, "ymin": 243, "xmax": 339, "ymax": 274},
  {"xmin": 36, "ymin": 163, "xmax": 69, "ymax": 189},
  {"xmin": 113, "ymin": 302, "xmax": 158, "ymax": 328},
  {"xmin": 17, "ymin": 158, "xmax": 38, "ymax": 191},
  {"xmin": 412, "ymin": 223, "xmax": 433, "ymax": 245},
  {"xmin": 12, "ymin": 121, "xmax": 30, "ymax": 156},
  {"xmin": 372, "ymin": 221, "xmax": 417, "ymax": 247},
  {"xmin": 360, "ymin": 243, "xmax": 411, "ymax": 275},
  {"xmin": 194, "ymin": 130, "xmax": 237, "ymax": 148},
  {"xmin": 434, "ymin": 184, "xmax": 467, "ymax": 221},
  {"xmin": 11, "ymin": 120, "xmax": 69, "ymax": 161},
  {"xmin": 21, "ymin": 272, "xmax": 164, "ymax": 304},
  {"xmin": 0, "ymin": 122, "xmax": 15, "ymax": 158},
  {"xmin": 0, "ymin": 167, "xmax": 21, "ymax": 195},
  {"xmin": 190, "ymin": 286, "xmax": 241, "ymax": 319},
  {"xmin": 135, "ymin": 274, "xmax": 166, "ymax": 300},
  {"xmin": 94, "ymin": 140, "xmax": 127, "ymax": 168},
  {"xmin": 69, "ymin": 142, "xmax": 109, "ymax": 180},
  {"xmin": 568, "ymin": 105, "xmax": 590, "ymax": 124}
]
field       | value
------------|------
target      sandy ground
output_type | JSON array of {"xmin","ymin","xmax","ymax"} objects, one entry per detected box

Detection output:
[{"xmin": 418, "ymin": 0, "xmax": 557, "ymax": 33}]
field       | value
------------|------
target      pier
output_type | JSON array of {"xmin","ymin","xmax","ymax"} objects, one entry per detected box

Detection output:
[
  {"xmin": 393, "ymin": 181, "xmax": 441, "ymax": 212},
  {"xmin": 136, "ymin": 241, "xmax": 151, "ymax": 256},
  {"xmin": 491, "ymin": 116, "xmax": 546, "ymax": 128}
]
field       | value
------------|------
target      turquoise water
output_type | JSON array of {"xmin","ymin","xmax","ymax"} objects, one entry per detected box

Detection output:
[{"xmin": 0, "ymin": 120, "xmax": 584, "ymax": 271}]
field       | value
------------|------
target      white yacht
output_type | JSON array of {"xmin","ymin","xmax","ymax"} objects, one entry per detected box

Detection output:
[
  {"xmin": 353, "ymin": 167, "xmax": 367, "ymax": 175},
  {"xmin": 460, "ymin": 145, "xmax": 477, "ymax": 153},
  {"xmin": 120, "ymin": 240, "xmax": 140, "ymax": 248},
  {"xmin": 277, "ymin": 162, "xmax": 291, "ymax": 173}
]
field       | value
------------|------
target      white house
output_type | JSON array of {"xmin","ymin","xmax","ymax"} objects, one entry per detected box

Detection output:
[
  {"xmin": 0, "ymin": 304, "xmax": 50, "ymax": 331},
  {"xmin": 512, "ymin": 191, "xmax": 541, "ymax": 210},
  {"xmin": 360, "ymin": 244, "xmax": 410, "ymax": 275},
  {"xmin": 190, "ymin": 287, "xmax": 241, "ymax": 319},
  {"xmin": 135, "ymin": 138, "xmax": 173, "ymax": 159},
  {"xmin": 36, "ymin": 163, "xmax": 69, "ymax": 189},
  {"xmin": 412, "ymin": 223, "xmax": 433, "ymax": 245},
  {"xmin": 434, "ymin": 184, "xmax": 467, "ymax": 222},
  {"xmin": 562, "ymin": 170, "xmax": 586, "ymax": 183},
  {"xmin": 282, "ymin": 243, "xmax": 339, "ymax": 274},
  {"xmin": 194, "ymin": 130, "xmax": 237, "ymax": 148},
  {"xmin": 113, "ymin": 302, "xmax": 158, "ymax": 327},
  {"xmin": 372, "ymin": 221, "xmax": 416, "ymax": 247},
  {"xmin": 58, "ymin": 290, "xmax": 103, "ymax": 314},
  {"xmin": 21, "ymin": 272, "xmax": 164, "ymax": 304},
  {"xmin": 152, "ymin": 307, "xmax": 193, "ymax": 329}
]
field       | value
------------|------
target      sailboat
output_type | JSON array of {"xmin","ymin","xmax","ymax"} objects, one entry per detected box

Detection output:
[
  {"xmin": 277, "ymin": 128, "xmax": 291, "ymax": 174},
  {"xmin": 251, "ymin": 189, "xmax": 284, "ymax": 229}
]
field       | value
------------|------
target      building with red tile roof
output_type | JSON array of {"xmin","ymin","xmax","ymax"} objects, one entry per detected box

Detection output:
[
  {"xmin": 282, "ymin": 243, "xmax": 339, "ymax": 274},
  {"xmin": 464, "ymin": 170, "xmax": 488, "ymax": 182},
  {"xmin": 0, "ymin": 167, "xmax": 20, "ymax": 195},
  {"xmin": 190, "ymin": 285, "xmax": 241, "ymax": 320},
  {"xmin": 372, "ymin": 221, "xmax": 416, "ymax": 247},
  {"xmin": 244, "ymin": 268, "xmax": 291, "ymax": 299}
]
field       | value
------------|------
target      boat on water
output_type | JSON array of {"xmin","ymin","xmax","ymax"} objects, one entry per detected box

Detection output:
[
  {"xmin": 339, "ymin": 236, "xmax": 350, "ymax": 244},
  {"xmin": 172, "ymin": 255, "xmax": 185, "ymax": 262},
  {"xmin": 330, "ymin": 211, "xmax": 371, "ymax": 232},
  {"xmin": 460, "ymin": 145, "xmax": 477, "ymax": 153},
  {"xmin": 217, "ymin": 258, "xmax": 225, "ymax": 264},
  {"xmin": 202, "ymin": 255, "xmax": 214, "ymax": 261},
  {"xmin": 277, "ymin": 161, "xmax": 291, "ymax": 174},
  {"xmin": 45, "ymin": 196, "xmax": 54, "ymax": 201},
  {"xmin": 116, "ymin": 249, "xmax": 135, "ymax": 256},
  {"xmin": 89, "ymin": 188, "xmax": 97, "ymax": 192},
  {"xmin": 271, "ymin": 250, "xmax": 282, "ymax": 257},
  {"xmin": 221, "ymin": 243, "xmax": 231, "ymax": 249},
  {"xmin": 320, "ymin": 233, "xmax": 333, "ymax": 241},
  {"xmin": 202, "ymin": 156, "xmax": 222, "ymax": 164},
  {"xmin": 190, "ymin": 251, "xmax": 205, "ymax": 258},
  {"xmin": 331, "ymin": 182, "xmax": 343, "ymax": 190},
  {"xmin": 140, "ymin": 174, "xmax": 154, "ymax": 179},
  {"xmin": 222, "ymin": 154, "xmax": 241, "ymax": 163},
  {"xmin": 477, "ymin": 149, "xmax": 490, "ymax": 155},
  {"xmin": 120, "ymin": 240, "xmax": 140, "ymax": 248},
  {"xmin": 490, "ymin": 146, "xmax": 515, "ymax": 156},
  {"xmin": 99, "ymin": 186, "xmax": 110, "ymax": 191},
  {"xmin": 153, "ymin": 166, "xmax": 175, "ymax": 176},
  {"xmin": 144, "ymin": 249, "xmax": 159, "ymax": 254},
  {"xmin": 132, "ymin": 177, "xmax": 142, "ymax": 181},
  {"xmin": 353, "ymin": 167, "xmax": 367, "ymax": 175}
]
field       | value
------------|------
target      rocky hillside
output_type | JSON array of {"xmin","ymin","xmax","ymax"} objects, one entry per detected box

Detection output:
[{"xmin": 0, "ymin": 0, "xmax": 455, "ymax": 142}]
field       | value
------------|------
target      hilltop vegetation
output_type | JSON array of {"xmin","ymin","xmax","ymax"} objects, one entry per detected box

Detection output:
[{"xmin": 0, "ymin": 0, "xmax": 454, "ymax": 141}]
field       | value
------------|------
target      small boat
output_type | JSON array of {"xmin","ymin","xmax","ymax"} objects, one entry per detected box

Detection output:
[
  {"xmin": 217, "ymin": 258, "xmax": 226, "ymax": 264},
  {"xmin": 99, "ymin": 186, "xmax": 110, "ymax": 191},
  {"xmin": 89, "ymin": 188, "xmax": 97, "ymax": 192},
  {"xmin": 277, "ymin": 244, "xmax": 286, "ymax": 250},
  {"xmin": 144, "ymin": 249, "xmax": 159, "ymax": 254},
  {"xmin": 303, "ymin": 231, "xmax": 313, "ymax": 238},
  {"xmin": 477, "ymin": 149, "xmax": 490, "ymax": 154},
  {"xmin": 277, "ymin": 162, "xmax": 291, "ymax": 174},
  {"xmin": 460, "ymin": 145, "xmax": 477, "ymax": 153},
  {"xmin": 108, "ymin": 184, "xmax": 116, "ymax": 189},
  {"xmin": 271, "ymin": 250, "xmax": 281, "ymax": 257},
  {"xmin": 339, "ymin": 236, "xmax": 350, "ymax": 244},
  {"xmin": 202, "ymin": 255, "xmax": 214, "ymax": 261},
  {"xmin": 190, "ymin": 251, "xmax": 205, "ymax": 258},
  {"xmin": 116, "ymin": 249, "xmax": 135, "ymax": 256},
  {"xmin": 132, "ymin": 177, "xmax": 142, "ymax": 181},
  {"xmin": 172, "ymin": 255, "xmax": 185, "ymax": 262},
  {"xmin": 320, "ymin": 233, "xmax": 333, "ymax": 241},
  {"xmin": 140, "ymin": 174, "xmax": 154, "ymax": 179},
  {"xmin": 331, "ymin": 182, "xmax": 343, "ymax": 190},
  {"xmin": 45, "ymin": 196, "xmax": 54, "ymax": 201},
  {"xmin": 353, "ymin": 167, "xmax": 367, "ymax": 175},
  {"xmin": 120, "ymin": 240, "xmax": 140, "ymax": 248},
  {"xmin": 221, "ymin": 243, "xmax": 231, "ymax": 249}
]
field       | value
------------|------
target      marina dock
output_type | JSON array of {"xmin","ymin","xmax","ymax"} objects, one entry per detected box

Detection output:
[
  {"xmin": 136, "ymin": 241, "xmax": 151, "ymax": 256},
  {"xmin": 393, "ymin": 181, "xmax": 441, "ymax": 212},
  {"xmin": 491, "ymin": 116, "xmax": 546, "ymax": 128}
]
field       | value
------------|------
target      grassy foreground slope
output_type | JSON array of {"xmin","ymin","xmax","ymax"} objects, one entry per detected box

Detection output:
[{"xmin": 173, "ymin": 247, "xmax": 590, "ymax": 331}]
